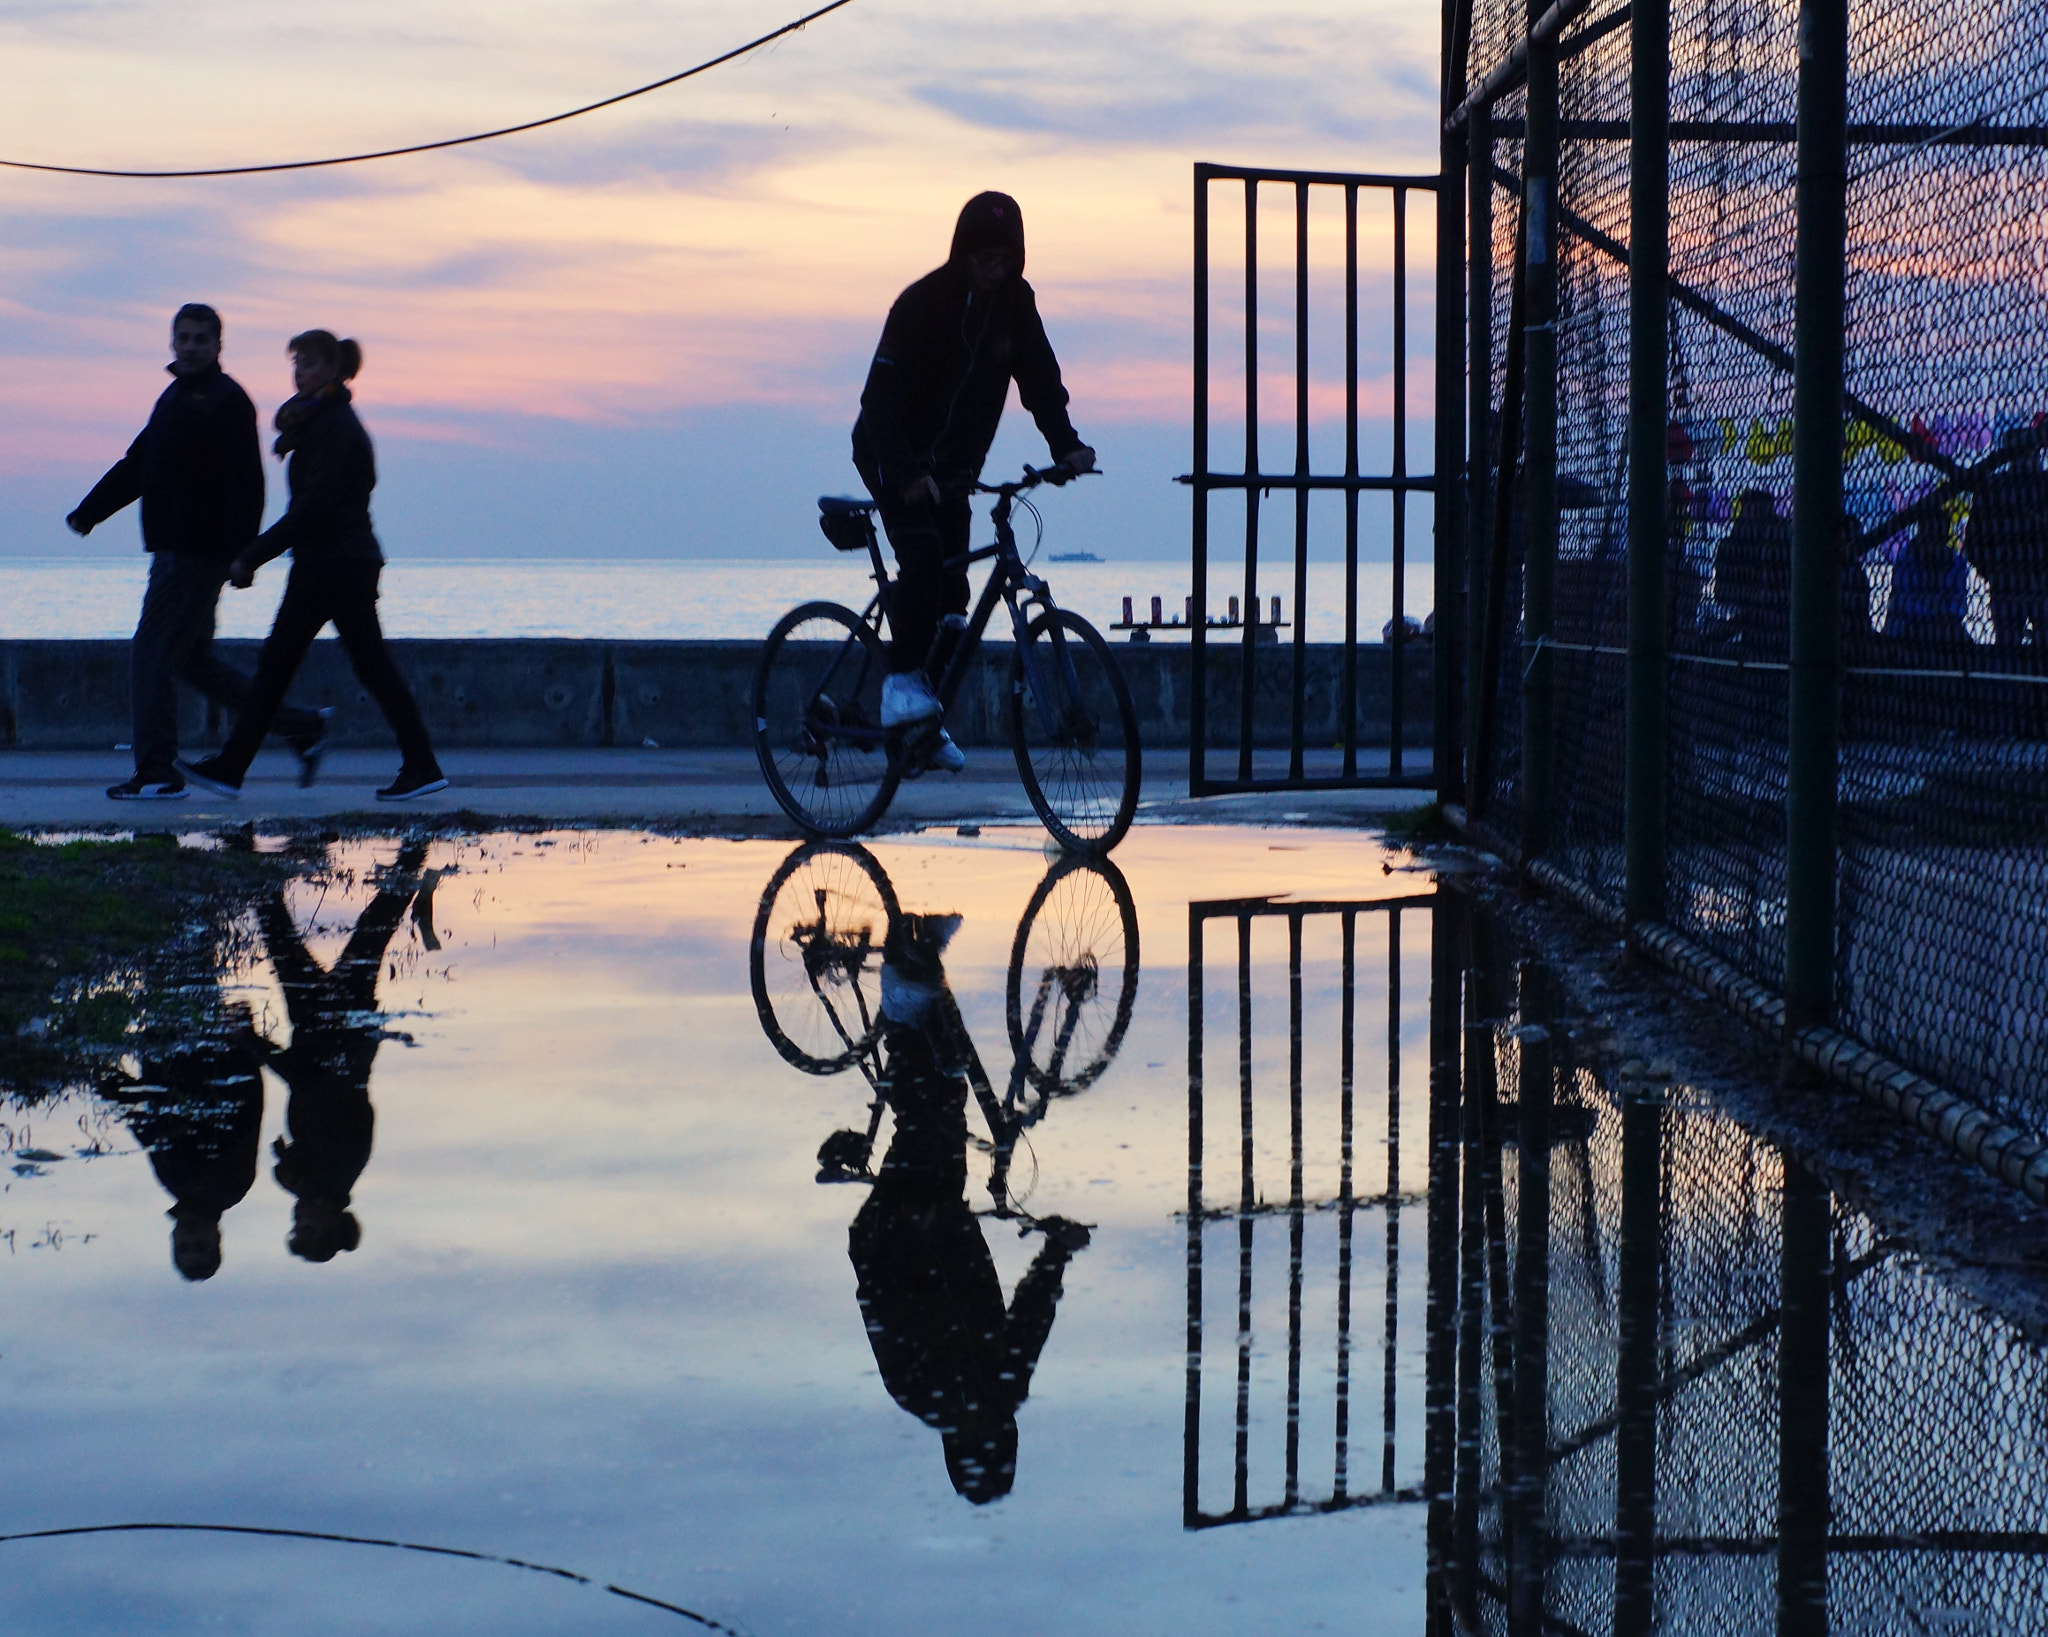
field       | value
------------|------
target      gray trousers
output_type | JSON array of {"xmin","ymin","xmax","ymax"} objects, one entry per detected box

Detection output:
[{"xmin": 131, "ymin": 552, "xmax": 322, "ymax": 778}]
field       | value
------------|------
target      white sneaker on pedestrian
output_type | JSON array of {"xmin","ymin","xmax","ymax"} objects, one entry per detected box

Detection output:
[
  {"xmin": 931, "ymin": 730, "xmax": 966, "ymax": 773},
  {"xmin": 881, "ymin": 670, "xmax": 942, "ymax": 728}
]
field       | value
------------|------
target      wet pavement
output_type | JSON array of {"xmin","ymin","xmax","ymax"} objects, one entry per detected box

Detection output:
[{"xmin": 1, "ymin": 825, "xmax": 2044, "ymax": 1635}]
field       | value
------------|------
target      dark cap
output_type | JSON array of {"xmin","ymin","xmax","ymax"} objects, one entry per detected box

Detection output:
[{"xmin": 949, "ymin": 191, "xmax": 1026, "ymax": 275}]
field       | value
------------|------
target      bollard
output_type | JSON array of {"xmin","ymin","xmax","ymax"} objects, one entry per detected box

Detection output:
[
  {"xmin": 1271, "ymin": 594, "xmax": 1282, "ymax": 627},
  {"xmin": 1229, "ymin": 595, "xmax": 1241, "ymax": 623},
  {"xmin": 1122, "ymin": 596, "xmax": 1134, "ymax": 625},
  {"xmin": 1152, "ymin": 595, "xmax": 1164, "ymax": 624},
  {"xmin": 1185, "ymin": 596, "xmax": 1193, "ymax": 626}
]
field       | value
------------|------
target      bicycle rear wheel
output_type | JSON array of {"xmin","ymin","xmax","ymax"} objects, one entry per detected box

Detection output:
[
  {"xmin": 1008, "ymin": 608, "xmax": 1141, "ymax": 853},
  {"xmin": 755, "ymin": 601, "xmax": 901, "ymax": 838},
  {"xmin": 750, "ymin": 841, "xmax": 900, "ymax": 1074}
]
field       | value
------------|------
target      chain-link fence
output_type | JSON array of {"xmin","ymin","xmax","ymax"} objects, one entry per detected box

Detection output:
[
  {"xmin": 1450, "ymin": 0, "xmax": 2048, "ymax": 1139},
  {"xmin": 1442, "ymin": 944, "xmax": 2048, "ymax": 1633}
]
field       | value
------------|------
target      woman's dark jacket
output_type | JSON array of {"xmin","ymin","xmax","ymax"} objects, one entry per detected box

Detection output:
[
  {"xmin": 71, "ymin": 364, "xmax": 264, "ymax": 562},
  {"xmin": 852, "ymin": 265, "xmax": 1082, "ymax": 494},
  {"xmin": 248, "ymin": 386, "xmax": 383, "ymax": 569}
]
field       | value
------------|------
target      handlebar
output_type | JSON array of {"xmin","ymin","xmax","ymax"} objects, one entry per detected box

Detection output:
[{"xmin": 976, "ymin": 463, "xmax": 1102, "ymax": 498}]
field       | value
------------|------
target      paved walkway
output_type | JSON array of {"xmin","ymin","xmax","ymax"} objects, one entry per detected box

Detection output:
[{"xmin": 0, "ymin": 747, "xmax": 1435, "ymax": 832}]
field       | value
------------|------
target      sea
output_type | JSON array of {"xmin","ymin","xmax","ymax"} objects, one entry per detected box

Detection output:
[{"xmin": 0, "ymin": 557, "xmax": 1437, "ymax": 644}]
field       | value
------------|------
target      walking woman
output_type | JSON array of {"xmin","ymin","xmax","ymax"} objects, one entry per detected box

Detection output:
[{"xmin": 181, "ymin": 331, "xmax": 447, "ymax": 802}]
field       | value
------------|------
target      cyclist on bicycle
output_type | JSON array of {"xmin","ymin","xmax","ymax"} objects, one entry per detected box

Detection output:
[{"xmin": 852, "ymin": 191, "xmax": 1096, "ymax": 772}]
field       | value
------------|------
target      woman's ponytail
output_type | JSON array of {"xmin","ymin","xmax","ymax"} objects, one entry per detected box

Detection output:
[{"xmin": 336, "ymin": 338, "xmax": 362, "ymax": 381}]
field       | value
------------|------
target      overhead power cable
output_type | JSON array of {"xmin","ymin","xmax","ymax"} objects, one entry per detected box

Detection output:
[{"xmin": 0, "ymin": 0, "xmax": 854, "ymax": 179}]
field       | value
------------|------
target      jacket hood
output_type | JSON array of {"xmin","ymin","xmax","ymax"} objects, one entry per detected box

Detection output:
[{"xmin": 948, "ymin": 191, "xmax": 1026, "ymax": 276}]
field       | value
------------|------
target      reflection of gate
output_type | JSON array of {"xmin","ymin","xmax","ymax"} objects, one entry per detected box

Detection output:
[
  {"xmin": 1186, "ymin": 164, "xmax": 1440, "ymax": 796},
  {"xmin": 1182, "ymin": 892, "xmax": 1435, "ymax": 1528}
]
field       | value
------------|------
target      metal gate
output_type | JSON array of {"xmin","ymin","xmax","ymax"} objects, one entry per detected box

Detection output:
[{"xmin": 1185, "ymin": 163, "xmax": 1445, "ymax": 796}]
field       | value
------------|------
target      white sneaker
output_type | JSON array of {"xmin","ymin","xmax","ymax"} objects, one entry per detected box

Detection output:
[
  {"xmin": 881, "ymin": 670, "xmax": 942, "ymax": 728},
  {"xmin": 931, "ymin": 730, "xmax": 966, "ymax": 773}
]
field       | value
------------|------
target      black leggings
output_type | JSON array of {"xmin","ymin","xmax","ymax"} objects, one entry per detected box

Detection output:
[
  {"xmin": 215, "ymin": 558, "xmax": 438, "ymax": 779},
  {"xmin": 860, "ymin": 464, "xmax": 972, "ymax": 671}
]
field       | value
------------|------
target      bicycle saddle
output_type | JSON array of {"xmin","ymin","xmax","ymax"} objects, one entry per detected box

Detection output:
[{"xmin": 817, "ymin": 495, "xmax": 877, "ymax": 516}]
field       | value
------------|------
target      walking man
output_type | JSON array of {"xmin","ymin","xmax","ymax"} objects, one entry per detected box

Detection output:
[
  {"xmin": 852, "ymin": 192, "xmax": 1096, "ymax": 772},
  {"xmin": 66, "ymin": 304, "xmax": 329, "ymax": 800}
]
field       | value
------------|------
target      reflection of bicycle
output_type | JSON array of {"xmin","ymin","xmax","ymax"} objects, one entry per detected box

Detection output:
[
  {"xmin": 748, "ymin": 842, "xmax": 1139, "ymax": 1215},
  {"xmin": 753, "ymin": 465, "xmax": 1142, "ymax": 853}
]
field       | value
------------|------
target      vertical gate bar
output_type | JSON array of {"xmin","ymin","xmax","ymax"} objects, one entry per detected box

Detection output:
[
  {"xmin": 1290, "ymin": 181, "xmax": 1312, "ymax": 782},
  {"xmin": 1336, "ymin": 908, "xmax": 1358, "ymax": 1501},
  {"xmin": 1777, "ymin": 1158, "xmax": 1833, "ymax": 1633},
  {"xmin": 1424, "ymin": 893, "xmax": 1466, "ymax": 1622},
  {"xmin": 1383, "ymin": 905, "xmax": 1403, "ymax": 1495},
  {"xmin": 1436, "ymin": 0, "xmax": 1473, "ymax": 808},
  {"xmin": 1625, "ymin": 0, "xmax": 1671, "ymax": 925},
  {"xmin": 1234, "ymin": 911, "xmax": 1255, "ymax": 1517},
  {"xmin": 1345, "ymin": 184, "xmax": 1363, "ymax": 782},
  {"xmin": 1285, "ymin": 912, "xmax": 1306, "ymax": 1505},
  {"xmin": 1392, "ymin": 188, "xmax": 1411, "ymax": 779},
  {"xmin": 1614, "ymin": 1075, "xmax": 1663, "ymax": 1634},
  {"xmin": 1452, "ymin": 966, "xmax": 1489, "ymax": 1616},
  {"xmin": 1241, "ymin": 178, "xmax": 1262, "ymax": 786},
  {"xmin": 1521, "ymin": 16, "xmax": 1560, "ymax": 869},
  {"xmin": 1469, "ymin": 216, "xmax": 1528, "ymax": 825},
  {"xmin": 1464, "ymin": 102, "xmax": 1495, "ymax": 795},
  {"xmin": 1185, "ymin": 906, "xmax": 1207, "ymax": 1529},
  {"xmin": 1786, "ymin": 0, "xmax": 1848, "ymax": 1040},
  {"xmin": 1193, "ymin": 166, "xmax": 1212, "ymax": 797},
  {"xmin": 1508, "ymin": 964, "xmax": 1553, "ymax": 1637}
]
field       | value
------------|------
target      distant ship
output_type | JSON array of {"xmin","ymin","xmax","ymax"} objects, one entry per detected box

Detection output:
[{"xmin": 1047, "ymin": 550, "xmax": 1104, "ymax": 563}]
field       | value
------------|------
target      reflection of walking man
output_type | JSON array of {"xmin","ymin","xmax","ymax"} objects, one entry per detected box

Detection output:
[
  {"xmin": 101, "ymin": 1032, "xmax": 266, "ymax": 1281},
  {"xmin": 65, "ymin": 304, "xmax": 327, "ymax": 802},
  {"xmin": 846, "ymin": 912, "xmax": 1088, "ymax": 1504},
  {"xmin": 257, "ymin": 843, "xmax": 425, "ymax": 1262}
]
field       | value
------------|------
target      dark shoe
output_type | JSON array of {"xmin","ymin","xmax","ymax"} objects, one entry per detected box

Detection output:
[
  {"xmin": 175, "ymin": 756, "xmax": 243, "ymax": 799},
  {"xmin": 106, "ymin": 773, "xmax": 186, "ymax": 802},
  {"xmin": 289, "ymin": 707, "xmax": 335, "ymax": 789},
  {"xmin": 376, "ymin": 768, "xmax": 449, "ymax": 802}
]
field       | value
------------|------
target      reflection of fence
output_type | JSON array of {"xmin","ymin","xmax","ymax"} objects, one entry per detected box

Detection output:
[
  {"xmin": 1436, "ymin": 915, "xmax": 2048, "ymax": 1634},
  {"xmin": 1182, "ymin": 893, "xmax": 1434, "ymax": 1529},
  {"xmin": 1436, "ymin": 0, "xmax": 2048, "ymax": 1178}
]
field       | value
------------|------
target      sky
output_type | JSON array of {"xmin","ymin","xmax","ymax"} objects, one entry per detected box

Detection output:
[{"xmin": 0, "ymin": 1, "xmax": 1443, "ymax": 560}]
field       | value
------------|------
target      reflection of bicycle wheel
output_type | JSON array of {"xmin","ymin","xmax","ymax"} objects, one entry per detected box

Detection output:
[
  {"xmin": 1005, "ymin": 854, "xmax": 1139, "ymax": 1100},
  {"xmin": 751, "ymin": 842, "xmax": 901, "ymax": 1074}
]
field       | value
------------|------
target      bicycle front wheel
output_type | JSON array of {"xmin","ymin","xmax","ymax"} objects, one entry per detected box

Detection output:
[
  {"xmin": 1008, "ymin": 608, "xmax": 1141, "ymax": 853},
  {"xmin": 1006, "ymin": 853, "xmax": 1140, "ymax": 1103},
  {"xmin": 755, "ymin": 601, "xmax": 901, "ymax": 838},
  {"xmin": 750, "ymin": 841, "xmax": 900, "ymax": 1074}
]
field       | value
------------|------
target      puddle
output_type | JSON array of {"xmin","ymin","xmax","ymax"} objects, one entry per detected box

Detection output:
[{"xmin": 0, "ymin": 827, "xmax": 2042, "ymax": 1634}]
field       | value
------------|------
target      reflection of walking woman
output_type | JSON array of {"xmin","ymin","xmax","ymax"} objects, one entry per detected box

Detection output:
[{"xmin": 181, "ymin": 331, "xmax": 447, "ymax": 802}]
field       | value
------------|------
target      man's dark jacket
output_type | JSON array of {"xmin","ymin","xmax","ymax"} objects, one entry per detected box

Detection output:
[
  {"xmin": 852, "ymin": 266, "xmax": 1082, "ymax": 495},
  {"xmin": 247, "ymin": 385, "xmax": 383, "ymax": 568},
  {"xmin": 72, "ymin": 364, "xmax": 263, "ymax": 561}
]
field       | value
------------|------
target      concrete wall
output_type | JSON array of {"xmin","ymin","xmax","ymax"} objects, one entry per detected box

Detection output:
[{"xmin": 0, "ymin": 638, "xmax": 1432, "ymax": 751}]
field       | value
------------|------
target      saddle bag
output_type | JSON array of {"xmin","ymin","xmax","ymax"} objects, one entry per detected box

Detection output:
[{"xmin": 817, "ymin": 499, "xmax": 878, "ymax": 554}]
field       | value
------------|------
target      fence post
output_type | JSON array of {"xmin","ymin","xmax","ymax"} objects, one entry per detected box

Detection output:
[
  {"xmin": 1625, "ymin": 0, "xmax": 1671, "ymax": 926},
  {"xmin": 1520, "ymin": 16, "xmax": 1560, "ymax": 865},
  {"xmin": 1435, "ymin": 0, "xmax": 1471, "ymax": 806},
  {"xmin": 1465, "ymin": 102, "xmax": 1494, "ymax": 797},
  {"xmin": 1786, "ymin": 0, "xmax": 1848, "ymax": 1038}
]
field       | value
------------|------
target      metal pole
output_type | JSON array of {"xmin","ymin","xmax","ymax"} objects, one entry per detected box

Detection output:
[
  {"xmin": 1785, "ymin": 0, "xmax": 1848, "ymax": 1038},
  {"xmin": 1436, "ymin": 0, "xmax": 1472, "ymax": 806},
  {"xmin": 1507, "ymin": 966, "xmax": 1552, "ymax": 1636},
  {"xmin": 1424, "ymin": 892, "xmax": 1468, "ymax": 1630},
  {"xmin": 1520, "ymin": 10, "xmax": 1560, "ymax": 868},
  {"xmin": 1184, "ymin": 905, "xmax": 1206, "ymax": 1528},
  {"xmin": 1613, "ymin": 1075, "xmax": 1663, "ymax": 1635},
  {"xmin": 1291, "ymin": 183, "xmax": 1312, "ymax": 782},
  {"xmin": 1777, "ymin": 1157, "xmax": 1832, "ymax": 1635},
  {"xmin": 1465, "ymin": 102, "xmax": 1495, "ymax": 794},
  {"xmin": 1240, "ymin": 179, "xmax": 1261, "ymax": 786},
  {"xmin": 1625, "ymin": 0, "xmax": 1670, "ymax": 926},
  {"xmin": 1392, "ymin": 189, "xmax": 1410, "ymax": 780},
  {"xmin": 1347, "ymin": 185, "xmax": 1364, "ymax": 783},
  {"xmin": 1192, "ymin": 167, "xmax": 1212, "ymax": 796}
]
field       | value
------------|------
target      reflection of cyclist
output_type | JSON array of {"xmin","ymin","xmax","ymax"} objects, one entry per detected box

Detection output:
[
  {"xmin": 851, "ymin": 192, "xmax": 1097, "ymax": 771},
  {"xmin": 257, "ymin": 843, "xmax": 423, "ymax": 1263},
  {"xmin": 847, "ymin": 911, "xmax": 1089, "ymax": 1504},
  {"xmin": 103, "ymin": 1032, "xmax": 266, "ymax": 1282}
]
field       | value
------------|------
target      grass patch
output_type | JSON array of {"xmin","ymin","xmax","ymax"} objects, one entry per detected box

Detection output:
[
  {"xmin": 1379, "ymin": 801, "xmax": 1456, "ymax": 846},
  {"xmin": 0, "ymin": 829, "xmax": 300, "ymax": 1097}
]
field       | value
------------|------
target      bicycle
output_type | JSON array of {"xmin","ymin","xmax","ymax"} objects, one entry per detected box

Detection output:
[
  {"xmin": 748, "ymin": 841, "xmax": 1139, "ymax": 1217},
  {"xmin": 753, "ymin": 465, "xmax": 1142, "ymax": 853}
]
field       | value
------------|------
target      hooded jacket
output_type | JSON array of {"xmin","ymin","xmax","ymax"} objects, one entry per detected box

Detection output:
[
  {"xmin": 852, "ymin": 192, "xmax": 1083, "ymax": 495},
  {"xmin": 246, "ymin": 384, "xmax": 383, "ymax": 569},
  {"xmin": 71, "ymin": 363, "xmax": 264, "ymax": 562}
]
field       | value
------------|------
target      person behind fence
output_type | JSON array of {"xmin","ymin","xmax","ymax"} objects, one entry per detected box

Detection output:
[
  {"xmin": 64, "ymin": 304, "xmax": 331, "ymax": 802},
  {"xmin": 851, "ymin": 191, "xmax": 1097, "ymax": 774},
  {"xmin": 179, "ymin": 331, "xmax": 447, "ymax": 803},
  {"xmin": 1883, "ymin": 509, "xmax": 1971, "ymax": 654},
  {"xmin": 1841, "ymin": 511, "xmax": 1880, "ymax": 664},
  {"xmin": 1962, "ymin": 424, "xmax": 2048, "ymax": 656},
  {"xmin": 1712, "ymin": 487, "xmax": 1790, "ymax": 657},
  {"xmin": 844, "ymin": 909, "xmax": 1090, "ymax": 1505}
]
